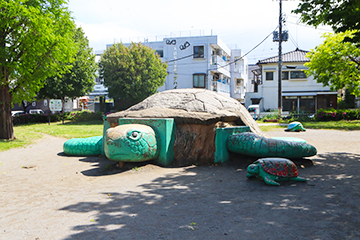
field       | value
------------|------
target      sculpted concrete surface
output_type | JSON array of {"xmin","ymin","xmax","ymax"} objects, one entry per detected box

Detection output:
[{"xmin": 0, "ymin": 129, "xmax": 359, "ymax": 239}]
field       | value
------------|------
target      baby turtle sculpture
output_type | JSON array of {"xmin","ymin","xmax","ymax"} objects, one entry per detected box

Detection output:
[
  {"xmin": 285, "ymin": 121, "xmax": 306, "ymax": 132},
  {"xmin": 246, "ymin": 158, "xmax": 307, "ymax": 186},
  {"xmin": 63, "ymin": 89, "xmax": 317, "ymax": 166}
]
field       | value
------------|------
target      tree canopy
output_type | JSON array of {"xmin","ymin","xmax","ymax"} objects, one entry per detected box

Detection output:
[
  {"xmin": 37, "ymin": 27, "xmax": 97, "ymax": 107},
  {"xmin": 305, "ymin": 30, "xmax": 360, "ymax": 97},
  {"xmin": 0, "ymin": 0, "xmax": 76, "ymax": 139},
  {"xmin": 99, "ymin": 42, "xmax": 168, "ymax": 110},
  {"xmin": 293, "ymin": 0, "xmax": 360, "ymax": 43}
]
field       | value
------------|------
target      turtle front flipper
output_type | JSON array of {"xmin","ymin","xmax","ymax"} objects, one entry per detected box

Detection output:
[
  {"xmin": 263, "ymin": 176, "xmax": 280, "ymax": 186},
  {"xmin": 227, "ymin": 132, "xmax": 317, "ymax": 158},
  {"xmin": 63, "ymin": 136, "xmax": 103, "ymax": 156}
]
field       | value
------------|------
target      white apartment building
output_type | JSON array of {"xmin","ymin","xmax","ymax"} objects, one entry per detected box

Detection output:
[{"xmin": 106, "ymin": 35, "xmax": 248, "ymax": 102}]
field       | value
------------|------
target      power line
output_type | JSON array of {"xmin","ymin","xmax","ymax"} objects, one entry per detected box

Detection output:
[
  {"xmin": 167, "ymin": 54, "xmax": 194, "ymax": 63},
  {"xmin": 213, "ymin": 26, "xmax": 279, "ymax": 70},
  {"xmin": 283, "ymin": 24, "xmax": 299, "ymax": 49}
]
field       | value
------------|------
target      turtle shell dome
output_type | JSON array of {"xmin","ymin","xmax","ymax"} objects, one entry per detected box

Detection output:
[
  {"xmin": 257, "ymin": 158, "xmax": 299, "ymax": 177},
  {"xmin": 107, "ymin": 88, "xmax": 263, "ymax": 135}
]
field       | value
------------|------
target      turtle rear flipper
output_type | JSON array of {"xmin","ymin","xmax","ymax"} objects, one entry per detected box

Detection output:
[
  {"xmin": 264, "ymin": 176, "xmax": 280, "ymax": 186},
  {"xmin": 290, "ymin": 177, "xmax": 307, "ymax": 182}
]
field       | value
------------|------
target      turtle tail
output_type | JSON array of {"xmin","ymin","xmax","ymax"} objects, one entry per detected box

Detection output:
[
  {"xmin": 63, "ymin": 136, "xmax": 103, "ymax": 156},
  {"xmin": 227, "ymin": 132, "xmax": 317, "ymax": 158}
]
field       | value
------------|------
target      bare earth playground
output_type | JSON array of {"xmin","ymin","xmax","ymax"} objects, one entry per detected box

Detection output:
[{"xmin": 0, "ymin": 128, "xmax": 359, "ymax": 240}]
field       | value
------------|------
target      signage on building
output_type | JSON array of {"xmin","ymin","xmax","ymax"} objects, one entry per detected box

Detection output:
[{"xmin": 50, "ymin": 99, "xmax": 62, "ymax": 112}]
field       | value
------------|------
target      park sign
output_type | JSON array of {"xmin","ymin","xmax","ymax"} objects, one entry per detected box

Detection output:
[{"xmin": 50, "ymin": 99, "xmax": 62, "ymax": 112}]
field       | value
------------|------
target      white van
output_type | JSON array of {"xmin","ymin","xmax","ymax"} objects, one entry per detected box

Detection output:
[
  {"xmin": 247, "ymin": 105, "xmax": 260, "ymax": 119},
  {"xmin": 29, "ymin": 109, "xmax": 44, "ymax": 114}
]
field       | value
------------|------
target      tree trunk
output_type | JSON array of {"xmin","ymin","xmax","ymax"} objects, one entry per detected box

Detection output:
[{"xmin": 0, "ymin": 84, "xmax": 15, "ymax": 140}]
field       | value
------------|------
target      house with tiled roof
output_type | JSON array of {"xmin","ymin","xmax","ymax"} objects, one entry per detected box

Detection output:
[{"xmin": 245, "ymin": 48, "xmax": 338, "ymax": 114}]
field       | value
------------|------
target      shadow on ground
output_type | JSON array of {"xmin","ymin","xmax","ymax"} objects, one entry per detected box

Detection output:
[{"xmin": 59, "ymin": 152, "xmax": 360, "ymax": 240}]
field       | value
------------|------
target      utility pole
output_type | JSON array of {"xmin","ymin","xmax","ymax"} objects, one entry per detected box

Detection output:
[
  {"xmin": 278, "ymin": 0, "xmax": 283, "ymax": 123},
  {"xmin": 273, "ymin": 0, "xmax": 288, "ymax": 123}
]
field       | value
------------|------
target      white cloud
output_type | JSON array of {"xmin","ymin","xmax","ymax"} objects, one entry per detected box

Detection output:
[{"xmin": 69, "ymin": 0, "xmax": 333, "ymax": 62}]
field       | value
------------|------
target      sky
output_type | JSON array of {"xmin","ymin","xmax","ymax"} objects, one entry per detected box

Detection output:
[{"xmin": 67, "ymin": 0, "xmax": 333, "ymax": 64}]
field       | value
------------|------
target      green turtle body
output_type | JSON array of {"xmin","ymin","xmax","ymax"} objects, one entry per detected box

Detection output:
[{"xmin": 246, "ymin": 158, "xmax": 307, "ymax": 186}]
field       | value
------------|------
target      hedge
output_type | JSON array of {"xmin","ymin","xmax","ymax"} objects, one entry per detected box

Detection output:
[
  {"xmin": 315, "ymin": 108, "xmax": 360, "ymax": 121},
  {"xmin": 12, "ymin": 111, "xmax": 103, "ymax": 125}
]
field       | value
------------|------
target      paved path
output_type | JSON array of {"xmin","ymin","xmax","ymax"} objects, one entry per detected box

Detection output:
[{"xmin": 0, "ymin": 129, "xmax": 359, "ymax": 240}]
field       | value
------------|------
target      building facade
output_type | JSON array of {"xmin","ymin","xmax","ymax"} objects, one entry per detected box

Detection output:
[
  {"xmin": 106, "ymin": 35, "xmax": 248, "ymax": 101},
  {"xmin": 245, "ymin": 48, "xmax": 337, "ymax": 114}
]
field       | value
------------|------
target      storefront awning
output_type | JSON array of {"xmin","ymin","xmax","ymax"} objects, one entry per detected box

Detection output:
[{"xmin": 282, "ymin": 91, "xmax": 337, "ymax": 97}]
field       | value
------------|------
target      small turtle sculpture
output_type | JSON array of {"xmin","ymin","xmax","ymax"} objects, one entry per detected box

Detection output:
[
  {"xmin": 285, "ymin": 121, "xmax": 306, "ymax": 132},
  {"xmin": 246, "ymin": 158, "xmax": 307, "ymax": 186},
  {"xmin": 63, "ymin": 89, "xmax": 317, "ymax": 166}
]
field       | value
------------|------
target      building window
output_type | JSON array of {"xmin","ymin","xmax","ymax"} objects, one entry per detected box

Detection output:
[
  {"xmin": 265, "ymin": 72, "xmax": 274, "ymax": 81},
  {"xmin": 300, "ymin": 96, "xmax": 315, "ymax": 113},
  {"xmin": 44, "ymin": 99, "xmax": 48, "ymax": 107},
  {"xmin": 282, "ymin": 71, "xmax": 289, "ymax": 80},
  {"xmin": 155, "ymin": 50, "xmax": 163, "ymax": 57},
  {"xmin": 290, "ymin": 71, "xmax": 307, "ymax": 79},
  {"xmin": 193, "ymin": 46, "xmax": 204, "ymax": 58},
  {"xmin": 283, "ymin": 96, "xmax": 297, "ymax": 112},
  {"xmin": 193, "ymin": 74, "xmax": 206, "ymax": 88}
]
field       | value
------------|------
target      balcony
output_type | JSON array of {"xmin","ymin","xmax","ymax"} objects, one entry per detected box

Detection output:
[
  {"xmin": 234, "ymin": 87, "xmax": 245, "ymax": 96},
  {"xmin": 210, "ymin": 55, "xmax": 230, "ymax": 73},
  {"xmin": 211, "ymin": 80, "xmax": 230, "ymax": 95}
]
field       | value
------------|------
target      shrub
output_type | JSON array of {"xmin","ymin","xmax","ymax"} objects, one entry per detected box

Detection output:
[
  {"xmin": 71, "ymin": 111, "xmax": 103, "ymax": 122},
  {"xmin": 13, "ymin": 112, "xmax": 62, "ymax": 125},
  {"xmin": 315, "ymin": 108, "xmax": 360, "ymax": 121},
  {"xmin": 12, "ymin": 111, "xmax": 103, "ymax": 125},
  {"xmin": 261, "ymin": 111, "xmax": 279, "ymax": 122}
]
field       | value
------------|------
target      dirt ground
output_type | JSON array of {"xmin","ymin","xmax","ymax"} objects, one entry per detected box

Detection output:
[{"xmin": 0, "ymin": 128, "xmax": 359, "ymax": 240}]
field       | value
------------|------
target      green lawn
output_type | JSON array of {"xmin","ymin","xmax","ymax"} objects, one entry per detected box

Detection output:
[
  {"xmin": 1, "ymin": 120, "xmax": 360, "ymax": 152},
  {"xmin": 0, "ymin": 120, "xmax": 103, "ymax": 152},
  {"xmin": 302, "ymin": 120, "xmax": 360, "ymax": 130},
  {"xmin": 259, "ymin": 120, "xmax": 360, "ymax": 131}
]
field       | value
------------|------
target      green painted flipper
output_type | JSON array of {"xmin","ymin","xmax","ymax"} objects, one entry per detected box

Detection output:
[
  {"xmin": 271, "ymin": 137, "xmax": 306, "ymax": 143},
  {"xmin": 63, "ymin": 136, "xmax": 103, "ymax": 156},
  {"xmin": 227, "ymin": 132, "xmax": 317, "ymax": 158}
]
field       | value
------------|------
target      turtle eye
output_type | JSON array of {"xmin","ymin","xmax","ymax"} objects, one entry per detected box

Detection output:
[{"xmin": 128, "ymin": 130, "xmax": 141, "ymax": 140}]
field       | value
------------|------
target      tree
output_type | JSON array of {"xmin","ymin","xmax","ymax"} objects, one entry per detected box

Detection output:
[
  {"xmin": 0, "ymin": 0, "xmax": 76, "ymax": 140},
  {"xmin": 37, "ymin": 27, "xmax": 97, "ymax": 112},
  {"xmin": 305, "ymin": 30, "xmax": 360, "ymax": 97},
  {"xmin": 293, "ymin": 0, "xmax": 360, "ymax": 43},
  {"xmin": 99, "ymin": 42, "xmax": 168, "ymax": 110}
]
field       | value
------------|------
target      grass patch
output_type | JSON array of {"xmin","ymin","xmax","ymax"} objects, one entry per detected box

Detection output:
[
  {"xmin": 259, "ymin": 124, "xmax": 286, "ymax": 132},
  {"xmin": 0, "ymin": 120, "xmax": 103, "ymax": 152},
  {"xmin": 302, "ymin": 120, "xmax": 360, "ymax": 130},
  {"xmin": 258, "ymin": 120, "xmax": 360, "ymax": 132}
]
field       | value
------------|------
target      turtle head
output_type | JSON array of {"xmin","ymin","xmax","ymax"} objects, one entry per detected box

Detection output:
[
  {"xmin": 247, "ymin": 163, "xmax": 260, "ymax": 175},
  {"xmin": 104, "ymin": 124, "xmax": 159, "ymax": 162}
]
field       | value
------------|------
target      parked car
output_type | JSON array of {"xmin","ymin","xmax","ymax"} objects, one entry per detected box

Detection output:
[
  {"xmin": 29, "ymin": 109, "xmax": 44, "ymax": 114},
  {"xmin": 11, "ymin": 110, "xmax": 24, "ymax": 117}
]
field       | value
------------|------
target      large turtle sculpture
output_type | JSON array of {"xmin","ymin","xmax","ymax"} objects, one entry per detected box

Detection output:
[
  {"xmin": 246, "ymin": 158, "xmax": 307, "ymax": 186},
  {"xmin": 63, "ymin": 89, "xmax": 317, "ymax": 166}
]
